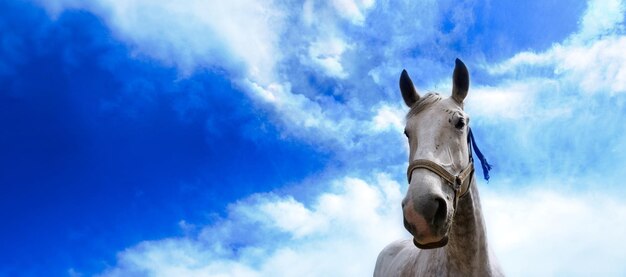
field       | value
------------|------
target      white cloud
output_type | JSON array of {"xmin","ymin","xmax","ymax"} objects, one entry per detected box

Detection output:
[
  {"xmin": 94, "ymin": 172, "xmax": 626, "ymax": 277},
  {"xmin": 485, "ymin": 0, "xmax": 626, "ymax": 95},
  {"xmin": 466, "ymin": 78, "xmax": 574, "ymax": 121},
  {"xmin": 36, "ymin": 0, "xmax": 463, "ymax": 153},
  {"xmin": 451, "ymin": 0, "xmax": 626, "ymax": 183},
  {"xmin": 484, "ymin": 187, "xmax": 626, "ymax": 276},
  {"xmin": 240, "ymin": 80, "xmax": 363, "ymax": 147},
  {"xmin": 330, "ymin": 0, "xmax": 375, "ymax": 25},
  {"xmin": 301, "ymin": 0, "xmax": 375, "ymax": 26},
  {"xmin": 41, "ymin": 0, "xmax": 284, "ymax": 83},
  {"xmin": 307, "ymin": 37, "xmax": 352, "ymax": 79},
  {"xmin": 574, "ymin": 0, "xmax": 624, "ymax": 42},
  {"xmin": 486, "ymin": 36, "xmax": 626, "ymax": 95},
  {"xmin": 97, "ymin": 174, "xmax": 407, "ymax": 277},
  {"xmin": 467, "ymin": 81, "xmax": 539, "ymax": 120},
  {"xmin": 370, "ymin": 104, "xmax": 404, "ymax": 132},
  {"xmin": 39, "ymin": 0, "xmax": 379, "ymax": 150}
]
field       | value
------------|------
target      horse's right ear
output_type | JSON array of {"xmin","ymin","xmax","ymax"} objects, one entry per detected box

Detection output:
[{"xmin": 400, "ymin": 69, "xmax": 420, "ymax": 107}]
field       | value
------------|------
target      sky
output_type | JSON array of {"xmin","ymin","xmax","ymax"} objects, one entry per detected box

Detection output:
[{"xmin": 2, "ymin": 0, "xmax": 626, "ymax": 276}]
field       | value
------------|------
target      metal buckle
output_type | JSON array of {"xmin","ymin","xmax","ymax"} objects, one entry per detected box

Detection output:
[{"xmin": 454, "ymin": 176, "xmax": 462, "ymax": 191}]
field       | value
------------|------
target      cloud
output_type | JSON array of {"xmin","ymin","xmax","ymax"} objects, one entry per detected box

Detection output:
[
  {"xmin": 36, "ymin": 0, "xmax": 471, "ymax": 153},
  {"xmin": 96, "ymin": 174, "xmax": 406, "ymax": 277},
  {"xmin": 90, "ymin": 173, "xmax": 626, "ymax": 277},
  {"xmin": 451, "ymin": 0, "xmax": 626, "ymax": 182},
  {"xmin": 464, "ymin": 1, "xmax": 626, "ymax": 261},
  {"xmin": 330, "ymin": 0, "xmax": 375, "ymax": 25},
  {"xmin": 38, "ymin": 0, "xmax": 355, "ymax": 147},
  {"xmin": 306, "ymin": 36, "xmax": 352, "ymax": 79},
  {"xmin": 370, "ymin": 104, "xmax": 405, "ymax": 132},
  {"xmin": 466, "ymin": 79, "xmax": 562, "ymax": 120},
  {"xmin": 574, "ymin": 0, "xmax": 624, "ymax": 42},
  {"xmin": 485, "ymin": 36, "xmax": 626, "ymax": 95},
  {"xmin": 484, "ymin": 186, "xmax": 626, "ymax": 276},
  {"xmin": 40, "ymin": 0, "xmax": 285, "ymax": 84},
  {"xmin": 484, "ymin": 0, "xmax": 626, "ymax": 95}
]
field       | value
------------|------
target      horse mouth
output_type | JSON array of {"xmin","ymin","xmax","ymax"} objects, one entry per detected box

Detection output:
[{"xmin": 413, "ymin": 236, "xmax": 449, "ymax": 249}]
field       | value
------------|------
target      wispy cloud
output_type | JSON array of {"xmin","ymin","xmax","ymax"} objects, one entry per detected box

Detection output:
[
  {"xmin": 484, "ymin": 186, "xmax": 626, "ymax": 276},
  {"xmin": 329, "ymin": 0, "xmax": 375, "ymax": 25},
  {"xmin": 90, "ymin": 177, "xmax": 626, "ymax": 277},
  {"xmin": 37, "ymin": 0, "xmax": 476, "ymax": 152},
  {"xmin": 97, "ymin": 174, "xmax": 406, "ymax": 277},
  {"xmin": 484, "ymin": 0, "xmax": 626, "ymax": 95},
  {"xmin": 459, "ymin": 0, "xmax": 626, "ymax": 183},
  {"xmin": 40, "ymin": 0, "xmax": 284, "ymax": 82}
]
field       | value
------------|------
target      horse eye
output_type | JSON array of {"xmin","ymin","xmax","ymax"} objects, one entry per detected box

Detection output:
[{"xmin": 455, "ymin": 118, "xmax": 465, "ymax": 129}]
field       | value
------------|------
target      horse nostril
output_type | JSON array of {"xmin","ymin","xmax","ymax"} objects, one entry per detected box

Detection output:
[
  {"xmin": 433, "ymin": 197, "xmax": 447, "ymax": 225},
  {"xmin": 420, "ymin": 196, "xmax": 445, "ymax": 225}
]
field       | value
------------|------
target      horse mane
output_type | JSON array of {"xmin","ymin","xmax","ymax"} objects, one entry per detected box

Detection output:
[{"xmin": 406, "ymin": 92, "xmax": 442, "ymax": 119}]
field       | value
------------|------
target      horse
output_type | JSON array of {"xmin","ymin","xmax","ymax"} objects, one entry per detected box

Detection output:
[{"xmin": 374, "ymin": 59, "xmax": 503, "ymax": 276}]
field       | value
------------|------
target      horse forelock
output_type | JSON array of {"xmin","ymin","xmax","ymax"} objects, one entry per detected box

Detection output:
[{"xmin": 406, "ymin": 93, "xmax": 442, "ymax": 119}]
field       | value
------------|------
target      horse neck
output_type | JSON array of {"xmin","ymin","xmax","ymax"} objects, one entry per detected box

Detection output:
[{"xmin": 444, "ymin": 179, "xmax": 494, "ymax": 275}]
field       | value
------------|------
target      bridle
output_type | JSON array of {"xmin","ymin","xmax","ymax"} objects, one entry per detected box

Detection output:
[
  {"xmin": 406, "ymin": 127, "xmax": 478, "ymax": 249},
  {"xmin": 406, "ymin": 128, "xmax": 476, "ymax": 209},
  {"xmin": 406, "ymin": 159, "xmax": 474, "ymax": 208}
]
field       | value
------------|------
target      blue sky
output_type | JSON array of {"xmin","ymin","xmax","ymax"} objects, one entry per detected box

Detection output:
[{"xmin": 2, "ymin": 0, "xmax": 626, "ymax": 276}]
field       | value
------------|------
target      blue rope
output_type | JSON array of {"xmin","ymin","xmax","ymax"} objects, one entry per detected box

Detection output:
[{"xmin": 468, "ymin": 128, "xmax": 493, "ymax": 181}]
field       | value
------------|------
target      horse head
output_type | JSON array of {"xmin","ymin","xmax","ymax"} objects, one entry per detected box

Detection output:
[{"xmin": 400, "ymin": 59, "xmax": 474, "ymax": 249}]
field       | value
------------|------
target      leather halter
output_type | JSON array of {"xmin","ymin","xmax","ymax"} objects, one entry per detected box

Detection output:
[
  {"xmin": 406, "ymin": 130, "xmax": 476, "ymax": 249},
  {"xmin": 406, "ymin": 159, "xmax": 474, "ymax": 209},
  {"xmin": 406, "ymin": 129, "xmax": 476, "ymax": 208}
]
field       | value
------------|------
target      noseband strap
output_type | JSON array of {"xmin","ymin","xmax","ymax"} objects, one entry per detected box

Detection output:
[{"xmin": 406, "ymin": 159, "xmax": 474, "ymax": 205}]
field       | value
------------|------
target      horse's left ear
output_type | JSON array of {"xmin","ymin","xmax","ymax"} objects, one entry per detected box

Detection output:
[{"xmin": 452, "ymin": 58, "xmax": 470, "ymax": 103}]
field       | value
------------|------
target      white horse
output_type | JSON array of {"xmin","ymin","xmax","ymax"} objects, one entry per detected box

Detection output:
[{"xmin": 374, "ymin": 59, "xmax": 503, "ymax": 276}]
